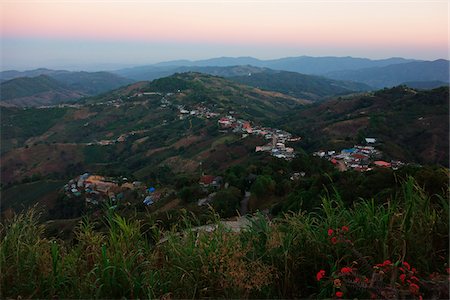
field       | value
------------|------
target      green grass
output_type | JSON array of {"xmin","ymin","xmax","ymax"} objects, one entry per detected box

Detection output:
[{"xmin": 1, "ymin": 178, "xmax": 448, "ymax": 299}]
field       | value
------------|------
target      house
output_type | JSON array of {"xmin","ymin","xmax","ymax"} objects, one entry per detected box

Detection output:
[
  {"xmin": 199, "ymin": 175, "xmax": 215, "ymax": 187},
  {"xmin": 218, "ymin": 117, "xmax": 232, "ymax": 128},
  {"xmin": 374, "ymin": 161, "xmax": 391, "ymax": 168},
  {"xmin": 365, "ymin": 138, "xmax": 377, "ymax": 144},
  {"xmin": 341, "ymin": 148, "xmax": 357, "ymax": 154}
]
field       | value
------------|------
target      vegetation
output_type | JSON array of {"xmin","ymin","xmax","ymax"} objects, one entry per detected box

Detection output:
[
  {"xmin": 1, "ymin": 178, "xmax": 448, "ymax": 299},
  {"xmin": 231, "ymin": 70, "xmax": 370, "ymax": 101}
]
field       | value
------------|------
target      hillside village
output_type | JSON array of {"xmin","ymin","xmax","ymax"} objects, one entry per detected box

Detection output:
[
  {"xmin": 314, "ymin": 138, "xmax": 405, "ymax": 172},
  {"xmin": 63, "ymin": 173, "xmax": 163, "ymax": 207}
]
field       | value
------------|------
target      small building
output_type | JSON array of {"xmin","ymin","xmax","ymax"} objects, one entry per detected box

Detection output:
[
  {"xmin": 374, "ymin": 161, "xmax": 391, "ymax": 168},
  {"xmin": 365, "ymin": 138, "xmax": 377, "ymax": 144},
  {"xmin": 199, "ymin": 175, "xmax": 215, "ymax": 187}
]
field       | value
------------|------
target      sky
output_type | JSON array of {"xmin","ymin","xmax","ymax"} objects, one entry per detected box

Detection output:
[{"xmin": 1, "ymin": 0, "xmax": 448, "ymax": 71}]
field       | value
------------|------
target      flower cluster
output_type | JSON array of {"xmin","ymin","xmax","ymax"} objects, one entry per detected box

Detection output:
[
  {"xmin": 372, "ymin": 260, "xmax": 423, "ymax": 299},
  {"xmin": 327, "ymin": 226, "xmax": 351, "ymax": 245}
]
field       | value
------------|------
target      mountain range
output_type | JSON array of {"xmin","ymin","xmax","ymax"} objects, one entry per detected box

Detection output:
[
  {"xmin": 114, "ymin": 56, "xmax": 449, "ymax": 90},
  {"xmin": 1, "ymin": 56, "xmax": 448, "ymax": 107}
]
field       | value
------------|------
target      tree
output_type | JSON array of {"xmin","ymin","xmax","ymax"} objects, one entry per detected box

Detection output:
[
  {"xmin": 212, "ymin": 187, "xmax": 241, "ymax": 217},
  {"xmin": 250, "ymin": 175, "xmax": 275, "ymax": 198}
]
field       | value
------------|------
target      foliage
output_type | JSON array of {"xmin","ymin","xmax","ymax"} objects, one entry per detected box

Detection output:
[
  {"xmin": 212, "ymin": 187, "xmax": 241, "ymax": 218},
  {"xmin": 1, "ymin": 178, "xmax": 447, "ymax": 299}
]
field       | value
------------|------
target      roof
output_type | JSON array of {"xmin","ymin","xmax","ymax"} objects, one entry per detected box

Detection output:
[
  {"xmin": 199, "ymin": 175, "xmax": 215, "ymax": 185},
  {"xmin": 352, "ymin": 153, "xmax": 368, "ymax": 160},
  {"xmin": 342, "ymin": 148, "xmax": 356, "ymax": 153},
  {"xmin": 374, "ymin": 161, "xmax": 391, "ymax": 167}
]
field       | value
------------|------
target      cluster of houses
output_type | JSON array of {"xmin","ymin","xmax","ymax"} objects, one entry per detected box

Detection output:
[
  {"xmin": 314, "ymin": 138, "xmax": 404, "ymax": 172},
  {"xmin": 63, "ymin": 173, "xmax": 163, "ymax": 207},
  {"xmin": 177, "ymin": 105, "xmax": 220, "ymax": 120},
  {"xmin": 218, "ymin": 115, "xmax": 301, "ymax": 160}
]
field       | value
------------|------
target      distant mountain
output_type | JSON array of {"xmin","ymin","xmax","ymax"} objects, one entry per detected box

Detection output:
[
  {"xmin": 0, "ymin": 69, "xmax": 133, "ymax": 106},
  {"xmin": 326, "ymin": 59, "xmax": 450, "ymax": 88},
  {"xmin": 0, "ymin": 75, "xmax": 85, "ymax": 107},
  {"xmin": 50, "ymin": 71, "xmax": 133, "ymax": 95},
  {"xmin": 133, "ymin": 56, "xmax": 418, "ymax": 75},
  {"xmin": 230, "ymin": 69, "xmax": 371, "ymax": 101}
]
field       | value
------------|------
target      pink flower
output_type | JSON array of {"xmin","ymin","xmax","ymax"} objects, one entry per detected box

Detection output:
[
  {"xmin": 335, "ymin": 291, "xmax": 343, "ymax": 298},
  {"xmin": 316, "ymin": 270, "xmax": 326, "ymax": 281},
  {"xmin": 328, "ymin": 229, "xmax": 334, "ymax": 236},
  {"xmin": 400, "ymin": 274, "xmax": 406, "ymax": 284},
  {"xmin": 331, "ymin": 237, "xmax": 338, "ymax": 244},
  {"xmin": 403, "ymin": 261, "xmax": 411, "ymax": 270},
  {"xmin": 341, "ymin": 225, "xmax": 349, "ymax": 232}
]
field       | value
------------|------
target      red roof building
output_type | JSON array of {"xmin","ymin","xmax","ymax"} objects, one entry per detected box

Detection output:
[
  {"xmin": 199, "ymin": 175, "xmax": 215, "ymax": 186},
  {"xmin": 374, "ymin": 161, "xmax": 391, "ymax": 168}
]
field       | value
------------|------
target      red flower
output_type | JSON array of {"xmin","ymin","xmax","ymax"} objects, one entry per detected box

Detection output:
[
  {"xmin": 419, "ymin": 296, "xmax": 423, "ymax": 300},
  {"xmin": 341, "ymin": 225, "xmax": 349, "ymax": 232},
  {"xmin": 364, "ymin": 277, "xmax": 370, "ymax": 284},
  {"xmin": 316, "ymin": 270, "xmax": 326, "ymax": 281},
  {"xmin": 335, "ymin": 291, "xmax": 344, "ymax": 298},
  {"xmin": 403, "ymin": 261, "xmax": 411, "ymax": 270},
  {"xmin": 328, "ymin": 229, "xmax": 334, "ymax": 236},
  {"xmin": 382, "ymin": 260, "xmax": 392, "ymax": 266},
  {"xmin": 409, "ymin": 283, "xmax": 419, "ymax": 294},
  {"xmin": 411, "ymin": 267, "xmax": 417, "ymax": 274},
  {"xmin": 341, "ymin": 267, "xmax": 352, "ymax": 274},
  {"xmin": 331, "ymin": 237, "xmax": 338, "ymax": 244},
  {"xmin": 399, "ymin": 274, "xmax": 406, "ymax": 284},
  {"xmin": 399, "ymin": 267, "xmax": 405, "ymax": 273},
  {"xmin": 410, "ymin": 276, "xmax": 419, "ymax": 282}
]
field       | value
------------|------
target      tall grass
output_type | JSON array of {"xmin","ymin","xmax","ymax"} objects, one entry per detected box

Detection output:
[{"xmin": 1, "ymin": 177, "xmax": 448, "ymax": 298}]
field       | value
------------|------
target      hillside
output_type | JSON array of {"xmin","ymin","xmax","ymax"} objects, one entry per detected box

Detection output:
[
  {"xmin": 0, "ymin": 70, "xmax": 133, "ymax": 106},
  {"xmin": 326, "ymin": 59, "xmax": 450, "ymax": 88},
  {"xmin": 115, "ymin": 66, "xmax": 371, "ymax": 101},
  {"xmin": 1, "ymin": 72, "xmax": 307, "ymax": 184},
  {"xmin": 0, "ymin": 75, "xmax": 86, "ymax": 106},
  {"xmin": 280, "ymin": 86, "xmax": 449, "ymax": 166},
  {"xmin": 230, "ymin": 70, "xmax": 371, "ymax": 101}
]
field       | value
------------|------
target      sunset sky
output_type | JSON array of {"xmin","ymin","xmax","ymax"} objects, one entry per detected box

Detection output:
[{"xmin": 1, "ymin": 0, "xmax": 448, "ymax": 70}]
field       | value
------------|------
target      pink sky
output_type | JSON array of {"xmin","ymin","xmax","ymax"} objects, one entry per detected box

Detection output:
[{"xmin": 1, "ymin": 1, "xmax": 448, "ymax": 69}]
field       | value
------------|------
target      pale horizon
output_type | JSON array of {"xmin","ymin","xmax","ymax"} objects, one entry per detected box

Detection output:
[{"xmin": 1, "ymin": 0, "xmax": 448, "ymax": 71}]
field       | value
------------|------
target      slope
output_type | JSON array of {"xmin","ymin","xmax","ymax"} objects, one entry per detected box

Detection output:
[
  {"xmin": 1, "ymin": 72, "xmax": 308, "ymax": 183},
  {"xmin": 230, "ymin": 70, "xmax": 371, "ymax": 101},
  {"xmin": 281, "ymin": 86, "xmax": 449, "ymax": 166},
  {"xmin": 326, "ymin": 59, "xmax": 450, "ymax": 88},
  {"xmin": 0, "ymin": 75, "xmax": 86, "ymax": 106},
  {"xmin": 0, "ymin": 70, "xmax": 133, "ymax": 107}
]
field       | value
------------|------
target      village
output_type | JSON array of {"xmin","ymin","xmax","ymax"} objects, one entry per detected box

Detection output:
[
  {"xmin": 217, "ymin": 115, "xmax": 301, "ymax": 160},
  {"xmin": 63, "ymin": 173, "xmax": 163, "ymax": 207},
  {"xmin": 313, "ymin": 138, "xmax": 405, "ymax": 172}
]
